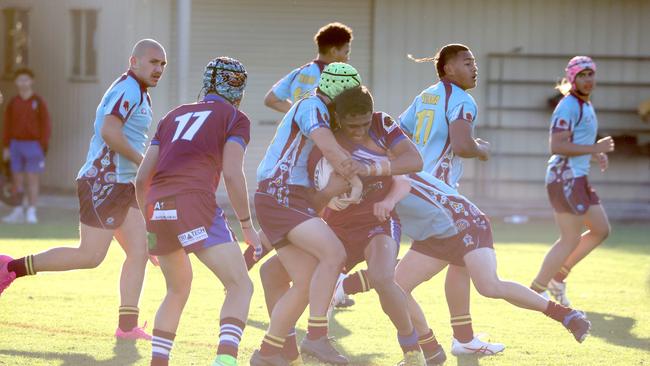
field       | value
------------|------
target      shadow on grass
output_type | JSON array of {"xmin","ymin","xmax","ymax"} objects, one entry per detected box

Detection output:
[
  {"xmin": 0, "ymin": 339, "xmax": 141, "ymax": 365},
  {"xmin": 587, "ymin": 312, "xmax": 650, "ymax": 353}
]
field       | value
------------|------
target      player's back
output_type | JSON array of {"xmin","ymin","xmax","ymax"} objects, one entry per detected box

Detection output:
[
  {"xmin": 272, "ymin": 60, "xmax": 327, "ymax": 103},
  {"xmin": 147, "ymin": 95, "xmax": 250, "ymax": 203},
  {"xmin": 399, "ymin": 81, "xmax": 477, "ymax": 188}
]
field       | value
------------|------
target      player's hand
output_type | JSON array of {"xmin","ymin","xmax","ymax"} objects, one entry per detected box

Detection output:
[
  {"xmin": 2, "ymin": 148, "xmax": 9, "ymax": 162},
  {"xmin": 475, "ymin": 138, "xmax": 491, "ymax": 161},
  {"xmin": 373, "ymin": 199, "xmax": 395, "ymax": 222},
  {"xmin": 595, "ymin": 136, "xmax": 615, "ymax": 153},
  {"xmin": 324, "ymin": 173, "xmax": 352, "ymax": 198},
  {"xmin": 594, "ymin": 152, "xmax": 609, "ymax": 172},
  {"xmin": 148, "ymin": 255, "xmax": 160, "ymax": 267},
  {"xmin": 242, "ymin": 226, "xmax": 262, "ymax": 258},
  {"xmin": 341, "ymin": 158, "xmax": 368, "ymax": 178}
]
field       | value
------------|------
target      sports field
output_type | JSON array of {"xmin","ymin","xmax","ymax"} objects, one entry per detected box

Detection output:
[{"xmin": 0, "ymin": 206, "xmax": 648, "ymax": 366}]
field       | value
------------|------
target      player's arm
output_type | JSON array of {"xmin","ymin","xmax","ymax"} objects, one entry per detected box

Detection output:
[
  {"xmin": 264, "ymin": 89, "xmax": 292, "ymax": 114},
  {"xmin": 101, "ymin": 115, "xmax": 144, "ymax": 165},
  {"xmin": 222, "ymin": 140, "xmax": 262, "ymax": 249},
  {"xmin": 311, "ymin": 128, "xmax": 367, "ymax": 178},
  {"xmin": 135, "ymin": 145, "xmax": 159, "ymax": 217},
  {"xmin": 550, "ymin": 131, "xmax": 614, "ymax": 156},
  {"xmin": 386, "ymin": 138, "xmax": 423, "ymax": 175},
  {"xmin": 449, "ymin": 119, "xmax": 490, "ymax": 161},
  {"xmin": 309, "ymin": 172, "xmax": 353, "ymax": 212},
  {"xmin": 374, "ymin": 175, "xmax": 411, "ymax": 222}
]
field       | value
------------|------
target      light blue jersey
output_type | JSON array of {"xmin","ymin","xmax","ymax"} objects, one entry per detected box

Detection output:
[
  {"xmin": 397, "ymin": 171, "xmax": 486, "ymax": 241},
  {"xmin": 257, "ymin": 92, "xmax": 330, "ymax": 189},
  {"xmin": 399, "ymin": 81, "xmax": 477, "ymax": 188},
  {"xmin": 77, "ymin": 71, "xmax": 153, "ymax": 184},
  {"xmin": 271, "ymin": 60, "xmax": 328, "ymax": 102},
  {"xmin": 546, "ymin": 93, "xmax": 598, "ymax": 182}
]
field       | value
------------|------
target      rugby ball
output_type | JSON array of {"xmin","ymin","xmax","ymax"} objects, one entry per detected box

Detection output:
[{"xmin": 313, "ymin": 157, "xmax": 362, "ymax": 211}]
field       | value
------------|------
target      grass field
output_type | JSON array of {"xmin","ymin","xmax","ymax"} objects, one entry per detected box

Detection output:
[{"xmin": 0, "ymin": 206, "xmax": 649, "ymax": 366}]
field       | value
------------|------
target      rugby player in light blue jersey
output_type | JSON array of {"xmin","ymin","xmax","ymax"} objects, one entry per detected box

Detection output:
[
  {"xmin": 399, "ymin": 44, "xmax": 499, "ymax": 358},
  {"xmin": 0, "ymin": 39, "xmax": 167, "ymax": 341},
  {"xmin": 264, "ymin": 22, "xmax": 352, "ymax": 114},
  {"xmin": 530, "ymin": 56, "xmax": 614, "ymax": 306}
]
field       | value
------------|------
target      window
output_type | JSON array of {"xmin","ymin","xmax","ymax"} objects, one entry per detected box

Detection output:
[
  {"xmin": 3, "ymin": 8, "xmax": 30, "ymax": 78},
  {"xmin": 70, "ymin": 9, "xmax": 97, "ymax": 81}
]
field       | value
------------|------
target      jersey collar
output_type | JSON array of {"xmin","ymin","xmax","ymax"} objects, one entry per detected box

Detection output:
[
  {"xmin": 127, "ymin": 70, "xmax": 149, "ymax": 92},
  {"xmin": 202, "ymin": 94, "xmax": 229, "ymax": 103},
  {"xmin": 313, "ymin": 59, "xmax": 329, "ymax": 72}
]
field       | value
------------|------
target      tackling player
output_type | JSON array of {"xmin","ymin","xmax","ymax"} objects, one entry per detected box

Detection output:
[
  {"xmin": 0, "ymin": 39, "xmax": 167, "ymax": 340},
  {"xmin": 530, "ymin": 56, "xmax": 614, "ymax": 306},
  {"xmin": 136, "ymin": 57, "xmax": 260, "ymax": 366},
  {"xmin": 251, "ymin": 62, "xmax": 365, "ymax": 365}
]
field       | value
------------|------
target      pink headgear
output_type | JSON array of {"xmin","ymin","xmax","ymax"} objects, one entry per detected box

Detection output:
[{"xmin": 565, "ymin": 56, "xmax": 596, "ymax": 84}]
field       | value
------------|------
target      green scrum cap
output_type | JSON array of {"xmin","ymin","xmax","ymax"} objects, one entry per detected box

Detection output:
[{"xmin": 318, "ymin": 62, "xmax": 362, "ymax": 99}]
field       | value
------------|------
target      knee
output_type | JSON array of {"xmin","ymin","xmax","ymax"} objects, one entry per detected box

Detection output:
[
  {"xmin": 79, "ymin": 249, "xmax": 107, "ymax": 269},
  {"xmin": 592, "ymin": 224, "xmax": 611, "ymax": 242},
  {"xmin": 260, "ymin": 260, "xmax": 287, "ymax": 290},
  {"xmin": 474, "ymin": 279, "xmax": 502, "ymax": 299},
  {"xmin": 225, "ymin": 273, "xmax": 254, "ymax": 299},
  {"xmin": 367, "ymin": 269, "xmax": 395, "ymax": 291},
  {"xmin": 168, "ymin": 277, "xmax": 192, "ymax": 301},
  {"xmin": 322, "ymin": 249, "xmax": 346, "ymax": 272}
]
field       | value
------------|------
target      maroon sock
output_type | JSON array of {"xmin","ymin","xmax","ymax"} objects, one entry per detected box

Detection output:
[
  {"xmin": 217, "ymin": 317, "xmax": 245, "ymax": 358},
  {"xmin": 119, "ymin": 306, "xmax": 139, "ymax": 332},
  {"xmin": 342, "ymin": 270, "xmax": 370, "ymax": 295},
  {"xmin": 259, "ymin": 334, "xmax": 284, "ymax": 356},
  {"xmin": 530, "ymin": 280, "xmax": 547, "ymax": 293},
  {"xmin": 306, "ymin": 316, "xmax": 328, "ymax": 340},
  {"xmin": 543, "ymin": 301, "xmax": 572, "ymax": 323},
  {"xmin": 553, "ymin": 266, "xmax": 571, "ymax": 283},
  {"xmin": 7, "ymin": 256, "xmax": 35, "ymax": 278},
  {"xmin": 150, "ymin": 358, "xmax": 168, "ymax": 366},
  {"xmin": 418, "ymin": 329, "xmax": 441, "ymax": 359},
  {"xmin": 450, "ymin": 314, "xmax": 473, "ymax": 343},
  {"xmin": 282, "ymin": 329, "xmax": 299, "ymax": 360}
]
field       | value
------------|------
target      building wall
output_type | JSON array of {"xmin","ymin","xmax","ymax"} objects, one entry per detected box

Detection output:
[
  {"xmin": 372, "ymin": 0, "xmax": 650, "ymax": 203},
  {"xmin": 0, "ymin": 0, "xmax": 173, "ymax": 189}
]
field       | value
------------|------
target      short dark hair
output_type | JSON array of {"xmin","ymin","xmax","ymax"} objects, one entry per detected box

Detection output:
[
  {"xmin": 408, "ymin": 43, "xmax": 470, "ymax": 79},
  {"xmin": 314, "ymin": 22, "xmax": 353, "ymax": 54},
  {"xmin": 334, "ymin": 85, "xmax": 374, "ymax": 120},
  {"xmin": 14, "ymin": 67, "xmax": 34, "ymax": 80}
]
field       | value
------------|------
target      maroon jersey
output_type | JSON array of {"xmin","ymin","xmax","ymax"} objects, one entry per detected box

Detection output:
[
  {"xmin": 3, "ymin": 94, "xmax": 51, "ymax": 151},
  {"xmin": 147, "ymin": 94, "xmax": 250, "ymax": 203},
  {"xmin": 308, "ymin": 112, "xmax": 407, "ymax": 227}
]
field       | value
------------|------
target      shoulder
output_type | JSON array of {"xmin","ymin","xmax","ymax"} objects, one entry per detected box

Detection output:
[
  {"xmin": 450, "ymin": 85, "xmax": 476, "ymax": 106},
  {"xmin": 373, "ymin": 111, "xmax": 398, "ymax": 133},
  {"xmin": 554, "ymin": 94, "xmax": 580, "ymax": 114}
]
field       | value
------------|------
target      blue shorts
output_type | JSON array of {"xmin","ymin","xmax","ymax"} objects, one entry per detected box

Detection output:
[{"xmin": 10, "ymin": 140, "xmax": 45, "ymax": 173}]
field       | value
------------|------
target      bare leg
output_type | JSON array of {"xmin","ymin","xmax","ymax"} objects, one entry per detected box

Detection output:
[
  {"xmin": 465, "ymin": 248, "xmax": 548, "ymax": 311},
  {"xmin": 32, "ymin": 223, "xmax": 114, "ymax": 271},
  {"xmin": 195, "ymin": 242, "xmax": 254, "ymax": 321},
  {"xmin": 531, "ymin": 212, "xmax": 583, "ymax": 289},
  {"xmin": 395, "ymin": 249, "xmax": 448, "ymax": 336},
  {"xmin": 365, "ymin": 235, "xmax": 413, "ymax": 334},
  {"xmin": 114, "ymin": 207, "xmax": 149, "ymax": 307},
  {"xmin": 25, "ymin": 173, "xmax": 39, "ymax": 207},
  {"xmin": 267, "ymin": 245, "xmax": 318, "ymax": 339},
  {"xmin": 563, "ymin": 204, "xmax": 610, "ymax": 269},
  {"xmin": 259, "ymin": 255, "xmax": 291, "ymax": 316},
  {"xmin": 285, "ymin": 217, "xmax": 346, "ymax": 319},
  {"xmin": 153, "ymin": 249, "xmax": 193, "ymax": 332}
]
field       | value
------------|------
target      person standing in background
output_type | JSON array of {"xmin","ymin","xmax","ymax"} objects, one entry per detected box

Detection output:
[{"xmin": 2, "ymin": 68, "xmax": 51, "ymax": 224}]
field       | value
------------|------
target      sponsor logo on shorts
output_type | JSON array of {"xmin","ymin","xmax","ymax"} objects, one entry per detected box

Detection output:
[
  {"xmin": 178, "ymin": 227, "xmax": 208, "ymax": 247},
  {"xmin": 463, "ymin": 233, "xmax": 475, "ymax": 248},
  {"xmin": 151, "ymin": 209, "xmax": 178, "ymax": 221}
]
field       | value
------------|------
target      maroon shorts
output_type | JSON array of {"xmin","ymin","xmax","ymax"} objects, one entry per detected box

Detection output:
[
  {"xmin": 410, "ymin": 216, "xmax": 494, "ymax": 267},
  {"xmin": 332, "ymin": 216, "xmax": 401, "ymax": 273},
  {"xmin": 254, "ymin": 181, "xmax": 318, "ymax": 249},
  {"xmin": 146, "ymin": 192, "xmax": 237, "ymax": 256},
  {"xmin": 77, "ymin": 179, "xmax": 138, "ymax": 230},
  {"xmin": 547, "ymin": 176, "xmax": 600, "ymax": 215}
]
